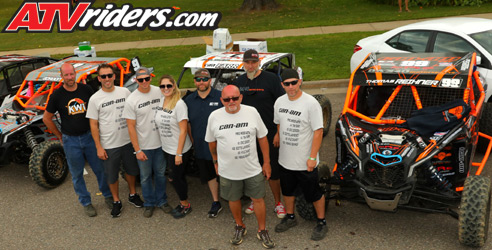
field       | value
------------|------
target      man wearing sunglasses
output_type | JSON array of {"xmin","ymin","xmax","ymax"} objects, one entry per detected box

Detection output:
[
  {"xmin": 232, "ymin": 49, "xmax": 286, "ymax": 219},
  {"xmin": 272, "ymin": 68, "xmax": 327, "ymax": 241},
  {"xmin": 43, "ymin": 63, "xmax": 112, "ymax": 217},
  {"xmin": 206, "ymin": 85, "xmax": 275, "ymax": 249},
  {"xmin": 183, "ymin": 68, "xmax": 224, "ymax": 218},
  {"xmin": 123, "ymin": 67, "xmax": 171, "ymax": 218},
  {"xmin": 86, "ymin": 64, "xmax": 144, "ymax": 218}
]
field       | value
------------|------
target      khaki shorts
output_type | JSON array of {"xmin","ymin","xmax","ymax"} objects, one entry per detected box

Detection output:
[{"xmin": 220, "ymin": 173, "xmax": 266, "ymax": 201}]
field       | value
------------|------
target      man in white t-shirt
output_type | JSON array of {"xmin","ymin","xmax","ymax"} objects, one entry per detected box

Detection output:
[
  {"xmin": 87, "ymin": 64, "xmax": 144, "ymax": 218},
  {"xmin": 205, "ymin": 85, "xmax": 275, "ymax": 249},
  {"xmin": 122, "ymin": 67, "xmax": 171, "ymax": 218},
  {"xmin": 272, "ymin": 68, "xmax": 327, "ymax": 241}
]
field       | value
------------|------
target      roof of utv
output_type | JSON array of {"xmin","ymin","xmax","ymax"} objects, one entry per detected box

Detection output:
[
  {"xmin": 0, "ymin": 54, "xmax": 52, "ymax": 68},
  {"xmin": 183, "ymin": 51, "xmax": 290, "ymax": 70}
]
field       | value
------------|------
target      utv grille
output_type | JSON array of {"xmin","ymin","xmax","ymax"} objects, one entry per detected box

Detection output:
[
  {"xmin": 364, "ymin": 162, "xmax": 406, "ymax": 188},
  {"xmin": 385, "ymin": 87, "xmax": 464, "ymax": 119}
]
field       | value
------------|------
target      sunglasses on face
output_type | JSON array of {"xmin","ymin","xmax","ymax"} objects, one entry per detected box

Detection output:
[
  {"xmin": 222, "ymin": 96, "xmax": 240, "ymax": 102},
  {"xmin": 99, "ymin": 73, "xmax": 114, "ymax": 79},
  {"xmin": 159, "ymin": 84, "xmax": 174, "ymax": 89},
  {"xmin": 194, "ymin": 77, "xmax": 210, "ymax": 82},
  {"xmin": 283, "ymin": 80, "xmax": 298, "ymax": 86},
  {"xmin": 136, "ymin": 76, "xmax": 151, "ymax": 83}
]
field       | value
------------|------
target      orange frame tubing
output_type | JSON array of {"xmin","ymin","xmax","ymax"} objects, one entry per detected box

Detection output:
[
  {"xmin": 471, "ymin": 132, "xmax": 492, "ymax": 176},
  {"xmin": 14, "ymin": 58, "xmax": 131, "ymax": 111}
]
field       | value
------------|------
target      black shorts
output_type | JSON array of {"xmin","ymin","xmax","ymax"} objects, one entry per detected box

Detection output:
[
  {"xmin": 279, "ymin": 165, "xmax": 324, "ymax": 203},
  {"xmin": 257, "ymin": 131, "xmax": 280, "ymax": 180},
  {"xmin": 195, "ymin": 158, "xmax": 218, "ymax": 184},
  {"xmin": 102, "ymin": 143, "xmax": 139, "ymax": 184}
]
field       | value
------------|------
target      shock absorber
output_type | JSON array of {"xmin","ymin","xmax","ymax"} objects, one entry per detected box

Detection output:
[
  {"xmin": 426, "ymin": 164, "xmax": 451, "ymax": 190},
  {"xmin": 334, "ymin": 157, "xmax": 358, "ymax": 180},
  {"xmin": 24, "ymin": 128, "xmax": 39, "ymax": 149}
]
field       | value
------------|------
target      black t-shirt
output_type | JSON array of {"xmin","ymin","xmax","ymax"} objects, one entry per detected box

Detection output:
[
  {"xmin": 46, "ymin": 83, "xmax": 94, "ymax": 136},
  {"xmin": 232, "ymin": 70, "xmax": 285, "ymax": 132}
]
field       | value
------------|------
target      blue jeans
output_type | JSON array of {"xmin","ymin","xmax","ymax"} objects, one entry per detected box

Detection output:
[
  {"xmin": 62, "ymin": 132, "xmax": 112, "ymax": 206},
  {"xmin": 138, "ymin": 148, "xmax": 168, "ymax": 207}
]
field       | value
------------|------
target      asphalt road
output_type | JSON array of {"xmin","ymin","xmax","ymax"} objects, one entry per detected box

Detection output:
[{"xmin": 1, "ymin": 86, "xmax": 491, "ymax": 249}]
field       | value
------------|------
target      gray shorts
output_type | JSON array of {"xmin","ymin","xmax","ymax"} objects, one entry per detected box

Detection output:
[
  {"xmin": 103, "ymin": 143, "xmax": 139, "ymax": 184},
  {"xmin": 220, "ymin": 172, "xmax": 265, "ymax": 201}
]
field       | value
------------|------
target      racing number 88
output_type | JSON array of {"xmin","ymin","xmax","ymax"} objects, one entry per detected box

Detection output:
[{"xmin": 400, "ymin": 61, "xmax": 429, "ymax": 67}]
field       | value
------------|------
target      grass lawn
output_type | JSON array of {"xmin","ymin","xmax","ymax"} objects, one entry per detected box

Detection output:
[
  {"xmin": 2, "ymin": 0, "xmax": 492, "ymax": 51},
  {"xmin": 54, "ymin": 31, "xmax": 383, "ymax": 88}
]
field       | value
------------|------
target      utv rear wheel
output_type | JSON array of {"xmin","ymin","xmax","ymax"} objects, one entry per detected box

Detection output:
[
  {"xmin": 29, "ymin": 141, "xmax": 68, "ymax": 189},
  {"xmin": 458, "ymin": 175, "xmax": 491, "ymax": 247},
  {"xmin": 296, "ymin": 162, "xmax": 331, "ymax": 221},
  {"xmin": 313, "ymin": 94, "xmax": 332, "ymax": 137}
]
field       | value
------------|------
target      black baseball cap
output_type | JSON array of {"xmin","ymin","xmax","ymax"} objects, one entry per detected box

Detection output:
[
  {"xmin": 281, "ymin": 68, "xmax": 299, "ymax": 81},
  {"xmin": 243, "ymin": 49, "xmax": 259, "ymax": 62}
]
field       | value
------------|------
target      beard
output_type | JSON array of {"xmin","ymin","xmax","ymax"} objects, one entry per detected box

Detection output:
[{"xmin": 246, "ymin": 68, "xmax": 258, "ymax": 80}]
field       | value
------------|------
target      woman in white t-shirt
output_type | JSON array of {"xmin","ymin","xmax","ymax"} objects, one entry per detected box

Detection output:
[{"xmin": 155, "ymin": 75, "xmax": 193, "ymax": 219}]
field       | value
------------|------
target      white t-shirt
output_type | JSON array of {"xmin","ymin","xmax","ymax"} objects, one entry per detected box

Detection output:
[
  {"xmin": 205, "ymin": 105, "xmax": 268, "ymax": 180},
  {"xmin": 155, "ymin": 98, "xmax": 192, "ymax": 155},
  {"xmin": 86, "ymin": 87, "xmax": 131, "ymax": 149},
  {"xmin": 274, "ymin": 92, "xmax": 323, "ymax": 171},
  {"xmin": 122, "ymin": 85, "xmax": 162, "ymax": 150}
]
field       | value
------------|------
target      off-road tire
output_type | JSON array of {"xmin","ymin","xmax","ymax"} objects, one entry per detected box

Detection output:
[
  {"xmin": 313, "ymin": 94, "xmax": 332, "ymax": 137},
  {"xmin": 458, "ymin": 175, "xmax": 491, "ymax": 247},
  {"xmin": 29, "ymin": 140, "xmax": 68, "ymax": 189},
  {"xmin": 295, "ymin": 162, "xmax": 331, "ymax": 221}
]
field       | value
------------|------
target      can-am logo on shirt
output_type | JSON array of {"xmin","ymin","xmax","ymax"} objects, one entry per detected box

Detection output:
[
  {"xmin": 2, "ymin": 0, "xmax": 221, "ymax": 33},
  {"xmin": 67, "ymin": 98, "xmax": 87, "ymax": 115}
]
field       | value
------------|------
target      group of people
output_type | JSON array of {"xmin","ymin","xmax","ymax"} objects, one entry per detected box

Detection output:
[{"xmin": 42, "ymin": 49, "xmax": 328, "ymax": 248}]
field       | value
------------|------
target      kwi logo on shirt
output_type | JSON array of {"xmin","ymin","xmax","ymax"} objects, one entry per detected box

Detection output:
[{"xmin": 67, "ymin": 98, "xmax": 87, "ymax": 115}]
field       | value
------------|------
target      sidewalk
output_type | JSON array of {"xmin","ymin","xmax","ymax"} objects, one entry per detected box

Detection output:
[{"xmin": 2, "ymin": 13, "xmax": 491, "ymax": 56}]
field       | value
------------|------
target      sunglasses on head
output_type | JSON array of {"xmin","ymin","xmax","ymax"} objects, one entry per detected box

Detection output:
[
  {"xmin": 194, "ymin": 77, "xmax": 210, "ymax": 82},
  {"xmin": 222, "ymin": 96, "xmax": 240, "ymax": 102},
  {"xmin": 283, "ymin": 80, "xmax": 298, "ymax": 86},
  {"xmin": 136, "ymin": 76, "xmax": 151, "ymax": 83},
  {"xmin": 99, "ymin": 73, "xmax": 114, "ymax": 79},
  {"xmin": 159, "ymin": 84, "xmax": 174, "ymax": 89}
]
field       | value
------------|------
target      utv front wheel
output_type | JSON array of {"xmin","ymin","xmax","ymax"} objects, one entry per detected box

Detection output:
[
  {"xmin": 29, "ymin": 141, "xmax": 68, "ymax": 189},
  {"xmin": 458, "ymin": 175, "xmax": 491, "ymax": 247},
  {"xmin": 313, "ymin": 94, "xmax": 332, "ymax": 137}
]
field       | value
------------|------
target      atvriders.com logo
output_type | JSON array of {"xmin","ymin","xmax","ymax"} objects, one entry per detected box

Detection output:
[{"xmin": 2, "ymin": 0, "xmax": 222, "ymax": 33}]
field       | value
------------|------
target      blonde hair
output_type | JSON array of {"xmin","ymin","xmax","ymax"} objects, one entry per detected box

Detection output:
[{"xmin": 160, "ymin": 74, "xmax": 180, "ymax": 110}]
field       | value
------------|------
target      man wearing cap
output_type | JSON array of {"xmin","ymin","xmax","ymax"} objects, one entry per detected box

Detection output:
[
  {"xmin": 184, "ymin": 68, "xmax": 224, "ymax": 218},
  {"xmin": 123, "ymin": 67, "xmax": 172, "ymax": 218},
  {"xmin": 232, "ymin": 49, "xmax": 286, "ymax": 219},
  {"xmin": 86, "ymin": 63, "xmax": 144, "ymax": 218},
  {"xmin": 272, "ymin": 68, "xmax": 327, "ymax": 241},
  {"xmin": 206, "ymin": 85, "xmax": 275, "ymax": 249},
  {"xmin": 43, "ymin": 63, "xmax": 112, "ymax": 217}
]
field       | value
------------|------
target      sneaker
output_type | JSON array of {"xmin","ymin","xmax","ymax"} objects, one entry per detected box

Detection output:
[
  {"xmin": 104, "ymin": 196, "xmax": 113, "ymax": 209},
  {"xmin": 111, "ymin": 201, "xmax": 123, "ymax": 218},
  {"xmin": 245, "ymin": 201, "xmax": 254, "ymax": 214},
  {"xmin": 83, "ymin": 204, "xmax": 97, "ymax": 217},
  {"xmin": 158, "ymin": 203, "xmax": 173, "ymax": 214},
  {"xmin": 143, "ymin": 206, "xmax": 154, "ymax": 218},
  {"xmin": 230, "ymin": 225, "xmax": 247, "ymax": 245},
  {"xmin": 172, "ymin": 204, "xmax": 192, "ymax": 219},
  {"xmin": 208, "ymin": 201, "xmax": 223, "ymax": 218},
  {"xmin": 128, "ymin": 194, "xmax": 144, "ymax": 208},
  {"xmin": 256, "ymin": 230, "xmax": 275, "ymax": 249},
  {"xmin": 274, "ymin": 202, "xmax": 286, "ymax": 218},
  {"xmin": 311, "ymin": 222, "xmax": 328, "ymax": 241},
  {"xmin": 275, "ymin": 216, "xmax": 298, "ymax": 233}
]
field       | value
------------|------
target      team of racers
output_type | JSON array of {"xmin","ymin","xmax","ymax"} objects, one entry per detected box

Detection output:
[{"xmin": 42, "ymin": 49, "xmax": 327, "ymax": 248}]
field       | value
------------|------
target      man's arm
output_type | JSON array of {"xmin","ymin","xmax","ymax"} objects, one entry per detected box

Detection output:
[
  {"xmin": 306, "ymin": 128, "xmax": 323, "ymax": 172},
  {"xmin": 126, "ymin": 118, "xmax": 147, "ymax": 161},
  {"xmin": 208, "ymin": 141, "xmax": 218, "ymax": 175},
  {"xmin": 258, "ymin": 136, "xmax": 271, "ymax": 180},
  {"xmin": 89, "ymin": 119, "xmax": 107, "ymax": 160},
  {"xmin": 42, "ymin": 111, "xmax": 62, "ymax": 143},
  {"xmin": 273, "ymin": 124, "xmax": 280, "ymax": 147}
]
